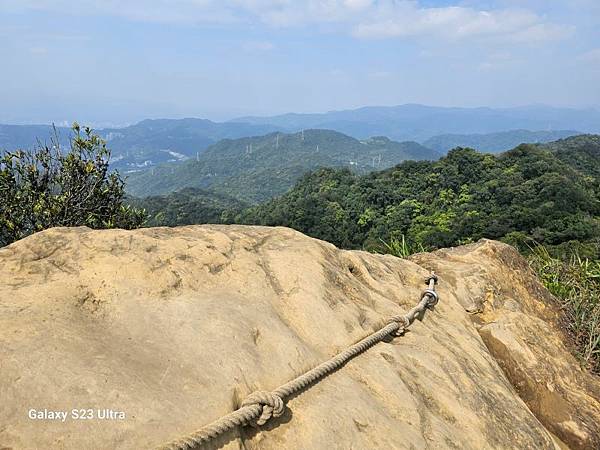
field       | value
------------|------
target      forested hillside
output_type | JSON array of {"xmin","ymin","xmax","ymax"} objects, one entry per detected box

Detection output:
[
  {"xmin": 128, "ymin": 188, "xmax": 245, "ymax": 227},
  {"xmin": 541, "ymin": 135, "xmax": 600, "ymax": 181},
  {"xmin": 125, "ymin": 129, "xmax": 438, "ymax": 202},
  {"xmin": 236, "ymin": 135, "xmax": 600, "ymax": 254}
]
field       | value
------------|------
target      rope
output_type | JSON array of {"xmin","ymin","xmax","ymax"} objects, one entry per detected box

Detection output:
[{"xmin": 159, "ymin": 272, "xmax": 439, "ymax": 450}]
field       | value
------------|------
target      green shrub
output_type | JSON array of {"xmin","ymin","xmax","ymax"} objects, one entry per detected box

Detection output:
[{"xmin": 0, "ymin": 124, "xmax": 146, "ymax": 247}]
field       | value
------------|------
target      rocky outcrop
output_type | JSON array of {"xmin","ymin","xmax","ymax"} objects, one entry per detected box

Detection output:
[
  {"xmin": 412, "ymin": 241, "xmax": 600, "ymax": 450},
  {"xmin": 0, "ymin": 226, "xmax": 598, "ymax": 449}
]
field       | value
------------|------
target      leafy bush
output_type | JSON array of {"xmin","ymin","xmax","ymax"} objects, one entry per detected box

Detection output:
[{"xmin": 0, "ymin": 124, "xmax": 146, "ymax": 247}]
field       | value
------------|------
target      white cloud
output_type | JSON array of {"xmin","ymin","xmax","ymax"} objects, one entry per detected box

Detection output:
[
  {"xmin": 579, "ymin": 48, "xmax": 600, "ymax": 63},
  {"xmin": 507, "ymin": 23, "xmax": 574, "ymax": 43},
  {"xmin": 353, "ymin": 4, "xmax": 570, "ymax": 43},
  {"xmin": 1, "ymin": 0, "xmax": 571, "ymax": 44},
  {"xmin": 343, "ymin": 0, "xmax": 373, "ymax": 11}
]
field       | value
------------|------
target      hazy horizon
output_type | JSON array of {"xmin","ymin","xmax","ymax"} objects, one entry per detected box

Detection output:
[
  {"xmin": 1, "ymin": 1, "xmax": 599, "ymax": 126},
  {"xmin": 1, "ymin": 102, "xmax": 599, "ymax": 129}
]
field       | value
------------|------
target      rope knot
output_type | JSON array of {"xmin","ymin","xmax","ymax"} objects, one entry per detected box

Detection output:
[
  {"xmin": 241, "ymin": 390, "xmax": 285, "ymax": 426},
  {"xmin": 387, "ymin": 315, "xmax": 410, "ymax": 336}
]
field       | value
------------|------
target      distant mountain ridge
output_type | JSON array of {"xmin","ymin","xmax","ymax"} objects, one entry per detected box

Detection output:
[
  {"xmin": 125, "ymin": 129, "xmax": 439, "ymax": 202},
  {"xmin": 0, "ymin": 124, "xmax": 71, "ymax": 150},
  {"xmin": 232, "ymin": 104, "xmax": 600, "ymax": 141},
  {"xmin": 0, "ymin": 119, "xmax": 281, "ymax": 171},
  {"xmin": 423, "ymin": 129, "xmax": 581, "ymax": 154},
  {"xmin": 2, "ymin": 103, "xmax": 597, "ymax": 171},
  {"xmin": 100, "ymin": 118, "xmax": 282, "ymax": 165}
]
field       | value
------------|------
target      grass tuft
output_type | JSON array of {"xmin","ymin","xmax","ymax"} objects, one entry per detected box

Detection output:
[
  {"xmin": 378, "ymin": 235, "xmax": 426, "ymax": 259},
  {"xmin": 528, "ymin": 243, "xmax": 600, "ymax": 374}
]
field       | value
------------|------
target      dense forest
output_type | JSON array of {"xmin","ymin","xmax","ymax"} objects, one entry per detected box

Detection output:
[
  {"xmin": 128, "ymin": 187, "xmax": 245, "ymax": 227},
  {"xmin": 234, "ymin": 135, "xmax": 600, "ymax": 256},
  {"xmin": 130, "ymin": 135, "xmax": 600, "ymax": 256}
]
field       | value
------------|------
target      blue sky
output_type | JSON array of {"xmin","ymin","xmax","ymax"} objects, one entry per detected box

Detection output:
[{"xmin": 1, "ymin": 0, "xmax": 599, "ymax": 125}]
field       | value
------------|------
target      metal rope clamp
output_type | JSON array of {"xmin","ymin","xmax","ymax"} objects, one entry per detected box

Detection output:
[{"xmin": 423, "ymin": 273, "xmax": 439, "ymax": 307}]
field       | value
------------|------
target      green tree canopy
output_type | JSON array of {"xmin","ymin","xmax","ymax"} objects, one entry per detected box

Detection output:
[{"xmin": 236, "ymin": 144, "xmax": 600, "ymax": 254}]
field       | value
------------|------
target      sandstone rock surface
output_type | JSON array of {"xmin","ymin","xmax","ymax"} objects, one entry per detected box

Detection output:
[
  {"xmin": 0, "ymin": 225, "xmax": 598, "ymax": 449},
  {"xmin": 412, "ymin": 242, "xmax": 600, "ymax": 450}
]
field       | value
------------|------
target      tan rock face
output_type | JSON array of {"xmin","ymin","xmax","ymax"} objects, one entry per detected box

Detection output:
[
  {"xmin": 0, "ymin": 226, "xmax": 597, "ymax": 450},
  {"xmin": 412, "ymin": 240, "xmax": 600, "ymax": 450}
]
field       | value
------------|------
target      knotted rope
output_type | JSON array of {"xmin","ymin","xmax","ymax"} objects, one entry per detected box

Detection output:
[
  {"xmin": 159, "ymin": 272, "xmax": 439, "ymax": 450},
  {"xmin": 241, "ymin": 390, "xmax": 285, "ymax": 426}
]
